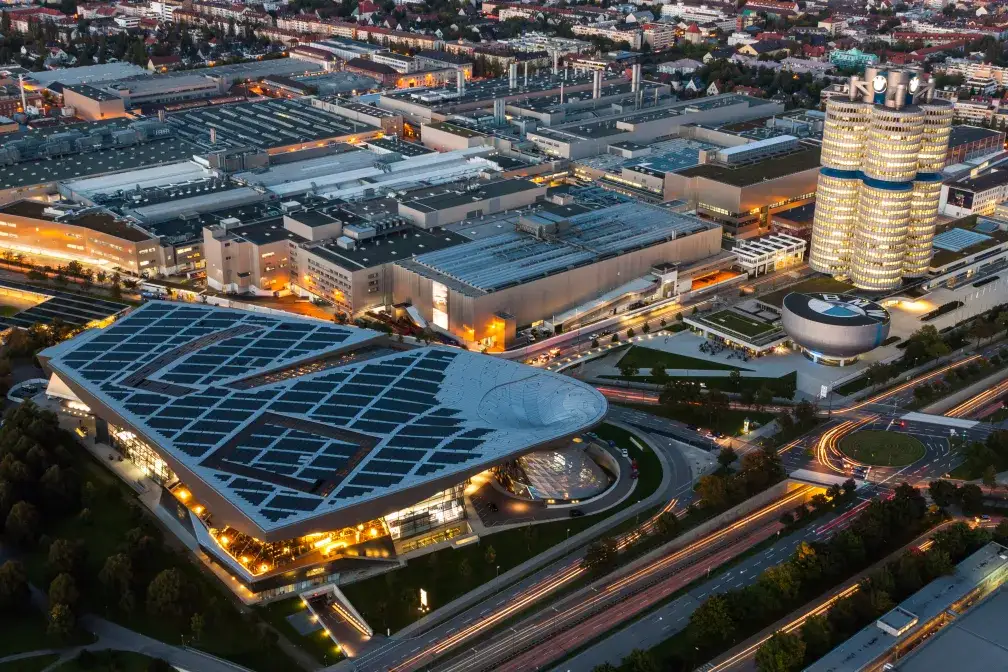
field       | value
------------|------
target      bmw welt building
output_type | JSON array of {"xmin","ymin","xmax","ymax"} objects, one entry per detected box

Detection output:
[{"xmin": 39, "ymin": 302, "xmax": 607, "ymax": 599}]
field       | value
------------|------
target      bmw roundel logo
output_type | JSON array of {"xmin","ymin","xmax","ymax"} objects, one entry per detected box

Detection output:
[{"xmin": 806, "ymin": 294, "xmax": 888, "ymax": 323}]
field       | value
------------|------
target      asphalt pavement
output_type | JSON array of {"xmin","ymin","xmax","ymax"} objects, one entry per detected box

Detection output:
[
  {"xmin": 334, "ymin": 419, "xmax": 699, "ymax": 672},
  {"xmin": 548, "ymin": 495, "xmax": 870, "ymax": 672}
]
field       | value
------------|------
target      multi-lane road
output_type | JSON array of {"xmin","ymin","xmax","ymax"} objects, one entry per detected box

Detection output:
[
  {"xmin": 433, "ymin": 487, "xmax": 815, "ymax": 672},
  {"xmin": 339, "ymin": 334, "xmax": 1008, "ymax": 672}
]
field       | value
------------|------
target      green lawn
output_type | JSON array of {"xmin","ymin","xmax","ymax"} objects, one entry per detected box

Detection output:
[
  {"xmin": 0, "ymin": 305, "xmax": 20, "ymax": 317},
  {"xmin": 834, "ymin": 375, "xmax": 872, "ymax": 396},
  {"xmin": 0, "ymin": 612, "xmax": 93, "ymax": 658},
  {"xmin": 617, "ymin": 345, "xmax": 747, "ymax": 372},
  {"xmin": 623, "ymin": 403, "xmax": 774, "ymax": 437},
  {"xmin": 603, "ymin": 370, "xmax": 797, "ymax": 400},
  {"xmin": 27, "ymin": 445, "xmax": 301, "ymax": 672},
  {"xmin": 55, "ymin": 650, "xmax": 166, "ymax": 671},
  {"xmin": 839, "ymin": 430, "xmax": 926, "ymax": 467},
  {"xmin": 0, "ymin": 654, "xmax": 59, "ymax": 672},
  {"xmin": 257, "ymin": 598, "xmax": 345, "ymax": 666},
  {"xmin": 759, "ymin": 276, "xmax": 855, "ymax": 308},
  {"xmin": 341, "ymin": 423, "xmax": 662, "ymax": 633},
  {"xmin": 698, "ymin": 310, "xmax": 776, "ymax": 338}
]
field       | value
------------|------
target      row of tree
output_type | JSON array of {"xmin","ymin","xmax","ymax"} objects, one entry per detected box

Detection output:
[
  {"xmin": 681, "ymin": 484, "xmax": 933, "ymax": 670},
  {"xmin": 755, "ymin": 522, "xmax": 992, "ymax": 672},
  {"xmin": 694, "ymin": 446, "xmax": 787, "ymax": 512}
]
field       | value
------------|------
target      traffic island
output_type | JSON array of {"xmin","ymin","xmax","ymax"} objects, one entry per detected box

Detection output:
[{"xmin": 839, "ymin": 430, "xmax": 926, "ymax": 467}]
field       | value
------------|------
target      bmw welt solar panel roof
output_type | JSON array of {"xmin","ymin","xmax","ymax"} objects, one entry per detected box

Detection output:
[
  {"xmin": 42, "ymin": 302, "xmax": 606, "ymax": 535},
  {"xmin": 407, "ymin": 202, "xmax": 715, "ymax": 292}
]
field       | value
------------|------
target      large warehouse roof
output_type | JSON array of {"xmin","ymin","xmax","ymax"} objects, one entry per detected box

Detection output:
[
  {"xmin": 403, "ymin": 202, "xmax": 716, "ymax": 292},
  {"xmin": 41, "ymin": 303, "xmax": 606, "ymax": 537}
]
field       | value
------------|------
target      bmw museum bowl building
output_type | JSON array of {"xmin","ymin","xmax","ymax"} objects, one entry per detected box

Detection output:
[{"xmin": 780, "ymin": 292, "xmax": 891, "ymax": 365}]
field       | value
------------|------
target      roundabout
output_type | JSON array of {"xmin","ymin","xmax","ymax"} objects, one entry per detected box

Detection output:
[{"xmin": 838, "ymin": 430, "xmax": 926, "ymax": 467}]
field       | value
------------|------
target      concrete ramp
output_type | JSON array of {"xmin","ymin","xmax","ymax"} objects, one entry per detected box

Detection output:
[
  {"xmin": 900, "ymin": 412, "xmax": 979, "ymax": 430},
  {"xmin": 790, "ymin": 468, "xmax": 863, "ymax": 489}
]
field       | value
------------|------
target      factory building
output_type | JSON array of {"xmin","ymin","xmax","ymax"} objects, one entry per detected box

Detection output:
[
  {"xmin": 0, "ymin": 200, "xmax": 160, "ymax": 272},
  {"xmin": 665, "ymin": 139, "xmax": 820, "ymax": 236},
  {"xmin": 808, "ymin": 67, "xmax": 953, "ymax": 291},
  {"xmin": 526, "ymin": 94, "xmax": 783, "ymax": 160},
  {"xmin": 393, "ymin": 201, "xmax": 722, "ymax": 349},
  {"xmin": 397, "ymin": 178, "xmax": 547, "ymax": 229}
]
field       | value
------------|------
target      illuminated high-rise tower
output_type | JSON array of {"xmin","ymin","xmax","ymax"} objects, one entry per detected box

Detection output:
[{"xmin": 808, "ymin": 68, "xmax": 952, "ymax": 291}]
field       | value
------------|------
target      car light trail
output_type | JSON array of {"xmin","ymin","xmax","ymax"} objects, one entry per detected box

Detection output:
[{"xmin": 396, "ymin": 487, "xmax": 813, "ymax": 672}]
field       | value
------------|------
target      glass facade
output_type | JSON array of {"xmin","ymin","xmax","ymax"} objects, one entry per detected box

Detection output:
[
  {"xmin": 384, "ymin": 484, "xmax": 466, "ymax": 540},
  {"xmin": 110, "ymin": 424, "xmax": 175, "ymax": 485},
  {"xmin": 809, "ymin": 72, "xmax": 953, "ymax": 290}
]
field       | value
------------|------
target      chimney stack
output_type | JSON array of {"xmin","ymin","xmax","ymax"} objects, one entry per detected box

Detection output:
[
  {"xmin": 210, "ymin": 127, "xmax": 217, "ymax": 144},
  {"xmin": 560, "ymin": 83, "xmax": 565, "ymax": 105},
  {"xmin": 552, "ymin": 51, "xmax": 559, "ymax": 76},
  {"xmin": 457, "ymin": 70, "xmax": 465, "ymax": 95},
  {"xmin": 592, "ymin": 70, "xmax": 602, "ymax": 100},
  {"xmin": 631, "ymin": 63, "xmax": 641, "ymax": 93},
  {"xmin": 18, "ymin": 75, "xmax": 26, "ymax": 113},
  {"xmin": 524, "ymin": 61, "xmax": 529, "ymax": 87},
  {"xmin": 509, "ymin": 62, "xmax": 518, "ymax": 90}
]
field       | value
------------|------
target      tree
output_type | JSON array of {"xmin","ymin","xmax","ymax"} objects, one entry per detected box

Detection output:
[
  {"xmin": 48, "ymin": 538, "xmax": 85, "ymax": 578},
  {"xmin": 717, "ymin": 447, "xmax": 738, "ymax": 470},
  {"xmin": 484, "ymin": 544, "xmax": 496, "ymax": 565},
  {"xmin": 843, "ymin": 478, "xmax": 857, "ymax": 497},
  {"xmin": 794, "ymin": 400, "xmax": 817, "ymax": 428},
  {"xmin": 5, "ymin": 500, "xmax": 40, "ymax": 547},
  {"xmin": 755, "ymin": 631, "xmax": 805, "ymax": 672},
  {"xmin": 592, "ymin": 664, "xmax": 619, "ymax": 672},
  {"xmin": 994, "ymin": 519, "xmax": 1008, "ymax": 545},
  {"xmin": 611, "ymin": 334, "xmax": 620, "ymax": 344},
  {"xmin": 622, "ymin": 649, "xmax": 658, "ymax": 672},
  {"xmin": 800, "ymin": 614, "xmax": 833, "ymax": 660},
  {"xmin": 619, "ymin": 361, "xmax": 640, "ymax": 380},
  {"xmin": 190, "ymin": 612, "xmax": 205, "ymax": 642},
  {"xmin": 0, "ymin": 560, "xmax": 29, "ymax": 614},
  {"xmin": 582, "ymin": 537, "xmax": 619, "ymax": 572},
  {"xmin": 146, "ymin": 568, "xmax": 187, "ymax": 621},
  {"xmin": 626, "ymin": 327, "xmax": 635, "ymax": 339},
  {"xmin": 49, "ymin": 573, "xmax": 79, "ymax": 610},
  {"xmin": 958, "ymin": 483, "xmax": 984, "ymax": 515},
  {"xmin": 983, "ymin": 464, "xmax": 998, "ymax": 491},
  {"xmin": 928, "ymin": 479, "xmax": 957, "ymax": 509},
  {"xmin": 651, "ymin": 365, "xmax": 668, "ymax": 386},
  {"xmin": 99, "ymin": 553, "xmax": 132, "ymax": 595},
  {"xmin": 690, "ymin": 593, "xmax": 735, "ymax": 648},
  {"xmin": 458, "ymin": 557, "xmax": 472, "ymax": 579},
  {"xmin": 642, "ymin": 322, "xmax": 650, "ymax": 334},
  {"xmin": 656, "ymin": 510, "xmax": 679, "ymax": 537},
  {"xmin": 47, "ymin": 602, "xmax": 75, "ymax": 639},
  {"xmin": 697, "ymin": 474, "xmax": 729, "ymax": 509},
  {"xmin": 729, "ymin": 368, "xmax": 742, "ymax": 390}
]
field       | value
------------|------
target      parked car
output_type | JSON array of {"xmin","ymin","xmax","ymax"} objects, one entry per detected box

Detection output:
[{"xmin": 569, "ymin": 508, "xmax": 585, "ymax": 518}]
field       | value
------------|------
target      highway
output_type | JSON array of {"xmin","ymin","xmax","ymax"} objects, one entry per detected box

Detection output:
[
  {"xmin": 548, "ymin": 491, "xmax": 879, "ymax": 672},
  {"xmin": 338, "ymin": 421, "xmax": 700, "ymax": 672},
  {"xmin": 699, "ymin": 520, "xmax": 965, "ymax": 672},
  {"xmin": 340, "ymin": 315, "xmax": 1008, "ymax": 672},
  {"xmin": 431, "ymin": 487, "xmax": 817, "ymax": 672}
]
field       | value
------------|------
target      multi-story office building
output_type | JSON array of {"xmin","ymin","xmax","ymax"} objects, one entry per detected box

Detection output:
[{"xmin": 809, "ymin": 68, "xmax": 953, "ymax": 291}]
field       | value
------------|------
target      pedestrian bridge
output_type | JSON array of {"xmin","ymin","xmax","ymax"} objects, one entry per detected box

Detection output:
[
  {"xmin": 790, "ymin": 468, "xmax": 864, "ymax": 490},
  {"xmin": 900, "ymin": 412, "xmax": 979, "ymax": 430}
]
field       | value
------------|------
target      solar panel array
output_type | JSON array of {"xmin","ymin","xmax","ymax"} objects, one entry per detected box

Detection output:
[{"xmin": 46, "ymin": 302, "xmax": 606, "ymax": 531}]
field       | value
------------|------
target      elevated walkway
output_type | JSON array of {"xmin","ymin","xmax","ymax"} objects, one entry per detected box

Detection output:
[{"xmin": 900, "ymin": 411, "xmax": 979, "ymax": 430}]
